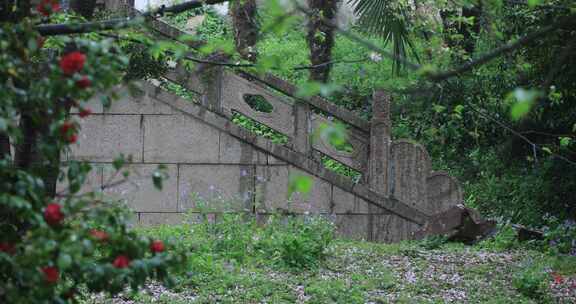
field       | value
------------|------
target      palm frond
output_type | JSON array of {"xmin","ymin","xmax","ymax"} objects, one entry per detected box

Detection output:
[{"xmin": 348, "ymin": 0, "xmax": 418, "ymax": 74}]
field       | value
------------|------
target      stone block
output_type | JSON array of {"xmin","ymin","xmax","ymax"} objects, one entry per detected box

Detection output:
[
  {"xmin": 138, "ymin": 212, "xmax": 184, "ymax": 226},
  {"xmin": 371, "ymin": 213, "xmax": 421, "ymax": 243},
  {"xmin": 255, "ymin": 166, "xmax": 332, "ymax": 214},
  {"xmin": 267, "ymin": 155, "xmax": 287, "ymax": 165},
  {"xmin": 69, "ymin": 115, "xmax": 143, "ymax": 162},
  {"xmin": 178, "ymin": 164, "xmax": 254, "ymax": 213},
  {"xmin": 56, "ymin": 164, "xmax": 103, "ymax": 198},
  {"xmin": 335, "ymin": 214, "xmax": 369, "ymax": 241},
  {"xmin": 102, "ymin": 164, "xmax": 178, "ymax": 212},
  {"xmin": 332, "ymin": 186, "xmax": 373, "ymax": 214},
  {"xmin": 219, "ymin": 132, "xmax": 267, "ymax": 164},
  {"xmin": 106, "ymin": 82, "xmax": 174, "ymax": 115},
  {"xmin": 143, "ymin": 114, "xmax": 220, "ymax": 163}
]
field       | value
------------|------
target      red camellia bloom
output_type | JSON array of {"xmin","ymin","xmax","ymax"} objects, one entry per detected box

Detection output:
[
  {"xmin": 0, "ymin": 242, "xmax": 15, "ymax": 255},
  {"xmin": 113, "ymin": 255, "xmax": 131, "ymax": 269},
  {"xmin": 90, "ymin": 229, "xmax": 109, "ymax": 242},
  {"xmin": 76, "ymin": 76, "xmax": 91, "ymax": 89},
  {"xmin": 79, "ymin": 108, "xmax": 92, "ymax": 118},
  {"xmin": 60, "ymin": 51, "xmax": 86, "ymax": 75},
  {"xmin": 150, "ymin": 240, "xmax": 165, "ymax": 253},
  {"xmin": 44, "ymin": 203, "xmax": 64, "ymax": 226},
  {"xmin": 37, "ymin": 0, "xmax": 60, "ymax": 17},
  {"xmin": 42, "ymin": 266, "xmax": 59, "ymax": 284},
  {"xmin": 59, "ymin": 121, "xmax": 77, "ymax": 143},
  {"xmin": 67, "ymin": 133, "xmax": 78, "ymax": 144}
]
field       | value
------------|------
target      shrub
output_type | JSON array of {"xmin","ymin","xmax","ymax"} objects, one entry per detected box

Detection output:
[
  {"xmin": 0, "ymin": 15, "xmax": 184, "ymax": 303},
  {"xmin": 512, "ymin": 263, "xmax": 551, "ymax": 302}
]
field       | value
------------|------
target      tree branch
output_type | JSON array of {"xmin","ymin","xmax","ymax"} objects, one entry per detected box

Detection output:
[
  {"xmin": 428, "ymin": 17, "xmax": 576, "ymax": 82},
  {"xmin": 36, "ymin": 0, "xmax": 229, "ymax": 36}
]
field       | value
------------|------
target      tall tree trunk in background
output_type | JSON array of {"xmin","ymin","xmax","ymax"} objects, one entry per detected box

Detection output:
[
  {"xmin": 307, "ymin": 0, "xmax": 339, "ymax": 83},
  {"xmin": 440, "ymin": 4, "xmax": 483, "ymax": 58},
  {"xmin": 230, "ymin": 0, "xmax": 259, "ymax": 62}
]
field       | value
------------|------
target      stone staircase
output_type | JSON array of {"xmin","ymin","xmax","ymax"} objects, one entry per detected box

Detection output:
[{"xmin": 63, "ymin": 16, "xmax": 463, "ymax": 242}]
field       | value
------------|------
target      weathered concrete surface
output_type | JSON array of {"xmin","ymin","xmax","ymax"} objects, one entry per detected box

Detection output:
[
  {"xmin": 178, "ymin": 164, "xmax": 254, "ymax": 212},
  {"xmin": 219, "ymin": 132, "xmax": 267, "ymax": 165},
  {"xmin": 143, "ymin": 114, "xmax": 220, "ymax": 163},
  {"xmin": 103, "ymin": 164, "xmax": 179, "ymax": 213},
  {"xmin": 70, "ymin": 115, "xmax": 143, "ymax": 162},
  {"xmin": 138, "ymin": 212, "xmax": 184, "ymax": 226},
  {"xmin": 255, "ymin": 166, "xmax": 332, "ymax": 214}
]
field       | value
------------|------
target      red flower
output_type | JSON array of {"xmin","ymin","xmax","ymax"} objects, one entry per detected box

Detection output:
[
  {"xmin": 44, "ymin": 203, "xmax": 64, "ymax": 226},
  {"xmin": 37, "ymin": 0, "xmax": 60, "ymax": 17},
  {"xmin": 150, "ymin": 240, "xmax": 165, "ymax": 253},
  {"xmin": 60, "ymin": 51, "xmax": 86, "ymax": 76},
  {"xmin": 67, "ymin": 133, "xmax": 78, "ymax": 144},
  {"xmin": 552, "ymin": 272, "xmax": 564, "ymax": 285},
  {"xmin": 0, "ymin": 242, "xmax": 15, "ymax": 255},
  {"xmin": 90, "ymin": 229, "xmax": 109, "ymax": 242},
  {"xmin": 76, "ymin": 76, "xmax": 91, "ymax": 89},
  {"xmin": 59, "ymin": 121, "xmax": 77, "ymax": 144},
  {"xmin": 79, "ymin": 108, "xmax": 92, "ymax": 118},
  {"xmin": 42, "ymin": 266, "xmax": 59, "ymax": 284},
  {"xmin": 113, "ymin": 255, "xmax": 130, "ymax": 269}
]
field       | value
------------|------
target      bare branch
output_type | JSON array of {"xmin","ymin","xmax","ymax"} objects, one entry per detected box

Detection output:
[{"xmin": 36, "ymin": 0, "xmax": 229, "ymax": 36}]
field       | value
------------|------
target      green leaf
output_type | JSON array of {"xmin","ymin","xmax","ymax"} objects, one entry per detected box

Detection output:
[
  {"xmin": 57, "ymin": 253, "xmax": 72, "ymax": 270},
  {"xmin": 433, "ymin": 104, "xmax": 446, "ymax": 113},
  {"xmin": 508, "ymin": 88, "xmax": 540, "ymax": 120},
  {"xmin": 113, "ymin": 155, "xmax": 126, "ymax": 171},
  {"xmin": 288, "ymin": 174, "xmax": 313, "ymax": 198},
  {"xmin": 152, "ymin": 171, "xmax": 163, "ymax": 191},
  {"xmin": 0, "ymin": 118, "xmax": 6, "ymax": 131},
  {"xmin": 542, "ymin": 147, "xmax": 552, "ymax": 154},
  {"xmin": 527, "ymin": 0, "xmax": 542, "ymax": 7},
  {"xmin": 559, "ymin": 137, "xmax": 571, "ymax": 147},
  {"xmin": 295, "ymin": 82, "xmax": 321, "ymax": 98}
]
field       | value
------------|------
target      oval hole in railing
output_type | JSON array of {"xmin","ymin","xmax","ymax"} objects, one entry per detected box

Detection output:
[{"xmin": 243, "ymin": 94, "xmax": 274, "ymax": 113}]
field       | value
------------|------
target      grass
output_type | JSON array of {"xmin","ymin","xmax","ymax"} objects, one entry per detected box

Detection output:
[{"xmin": 79, "ymin": 214, "xmax": 576, "ymax": 304}]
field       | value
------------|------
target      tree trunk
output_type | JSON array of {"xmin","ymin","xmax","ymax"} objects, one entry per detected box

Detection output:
[
  {"xmin": 0, "ymin": 0, "xmax": 30, "ymax": 22},
  {"xmin": 307, "ymin": 0, "xmax": 339, "ymax": 83},
  {"xmin": 230, "ymin": 0, "xmax": 259, "ymax": 62},
  {"xmin": 70, "ymin": 0, "xmax": 98, "ymax": 20}
]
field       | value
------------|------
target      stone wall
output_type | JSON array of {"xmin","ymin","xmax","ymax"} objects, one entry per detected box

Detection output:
[{"xmin": 62, "ymin": 81, "xmax": 423, "ymax": 242}]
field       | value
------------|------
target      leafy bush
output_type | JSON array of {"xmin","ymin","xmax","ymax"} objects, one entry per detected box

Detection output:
[
  {"xmin": 139, "ymin": 208, "xmax": 335, "ymax": 271},
  {"xmin": 541, "ymin": 216, "xmax": 576, "ymax": 256},
  {"xmin": 0, "ymin": 14, "xmax": 184, "ymax": 303},
  {"xmin": 512, "ymin": 263, "xmax": 551, "ymax": 302}
]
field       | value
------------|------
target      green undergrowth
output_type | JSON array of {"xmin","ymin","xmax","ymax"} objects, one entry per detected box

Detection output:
[{"xmin": 81, "ymin": 215, "xmax": 575, "ymax": 303}]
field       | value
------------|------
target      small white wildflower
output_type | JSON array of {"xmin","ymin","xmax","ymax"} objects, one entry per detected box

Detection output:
[{"xmin": 369, "ymin": 52, "xmax": 382, "ymax": 62}]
